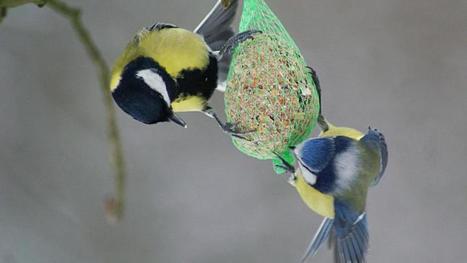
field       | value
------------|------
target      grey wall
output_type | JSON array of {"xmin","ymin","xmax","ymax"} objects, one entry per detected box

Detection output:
[{"xmin": 1, "ymin": 0, "xmax": 466, "ymax": 262}]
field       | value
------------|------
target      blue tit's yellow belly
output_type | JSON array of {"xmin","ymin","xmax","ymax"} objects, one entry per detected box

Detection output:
[{"xmin": 295, "ymin": 170, "xmax": 335, "ymax": 218}]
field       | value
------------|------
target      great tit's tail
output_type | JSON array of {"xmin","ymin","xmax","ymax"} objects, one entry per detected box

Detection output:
[
  {"xmin": 301, "ymin": 217, "xmax": 334, "ymax": 263},
  {"xmin": 332, "ymin": 203, "xmax": 369, "ymax": 263}
]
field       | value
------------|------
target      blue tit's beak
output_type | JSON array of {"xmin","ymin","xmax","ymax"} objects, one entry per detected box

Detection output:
[
  {"xmin": 169, "ymin": 113, "xmax": 187, "ymax": 128},
  {"xmin": 273, "ymin": 152, "xmax": 296, "ymax": 174},
  {"xmin": 289, "ymin": 146, "xmax": 297, "ymax": 157}
]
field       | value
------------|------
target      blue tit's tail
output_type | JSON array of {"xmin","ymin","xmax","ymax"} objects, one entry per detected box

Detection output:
[
  {"xmin": 301, "ymin": 214, "xmax": 368, "ymax": 263},
  {"xmin": 361, "ymin": 127, "xmax": 388, "ymax": 186},
  {"xmin": 301, "ymin": 217, "xmax": 334, "ymax": 263},
  {"xmin": 333, "ymin": 202, "xmax": 369, "ymax": 263}
]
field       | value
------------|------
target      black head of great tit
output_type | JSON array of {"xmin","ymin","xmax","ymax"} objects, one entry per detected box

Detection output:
[
  {"xmin": 111, "ymin": 56, "xmax": 186, "ymax": 127},
  {"xmin": 110, "ymin": 0, "xmax": 241, "ymax": 129}
]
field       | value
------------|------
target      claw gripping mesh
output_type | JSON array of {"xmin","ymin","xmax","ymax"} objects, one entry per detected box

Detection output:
[{"xmin": 224, "ymin": 0, "xmax": 320, "ymax": 172}]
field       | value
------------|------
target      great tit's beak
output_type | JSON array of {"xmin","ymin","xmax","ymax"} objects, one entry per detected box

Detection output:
[{"xmin": 169, "ymin": 113, "xmax": 187, "ymax": 128}]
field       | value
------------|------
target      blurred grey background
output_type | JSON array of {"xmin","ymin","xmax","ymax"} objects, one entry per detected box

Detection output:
[{"xmin": 1, "ymin": 0, "xmax": 466, "ymax": 262}]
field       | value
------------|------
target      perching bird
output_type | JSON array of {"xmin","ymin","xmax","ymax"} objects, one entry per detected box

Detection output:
[
  {"xmin": 110, "ymin": 0, "xmax": 257, "ymax": 136},
  {"xmin": 277, "ymin": 120, "xmax": 388, "ymax": 263}
]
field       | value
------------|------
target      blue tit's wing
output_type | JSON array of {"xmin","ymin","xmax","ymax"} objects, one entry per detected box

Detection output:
[
  {"xmin": 295, "ymin": 137, "xmax": 336, "ymax": 173},
  {"xmin": 360, "ymin": 128, "xmax": 388, "ymax": 186},
  {"xmin": 333, "ymin": 201, "xmax": 369, "ymax": 263},
  {"xmin": 194, "ymin": 0, "xmax": 238, "ymax": 51},
  {"xmin": 301, "ymin": 217, "xmax": 334, "ymax": 263}
]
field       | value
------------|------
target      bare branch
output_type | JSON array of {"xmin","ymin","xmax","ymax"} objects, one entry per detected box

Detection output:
[
  {"xmin": 0, "ymin": 7, "xmax": 6, "ymax": 22},
  {"xmin": 0, "ymin": 0, "xmax": 46, "ymax": 8},
  {"xmin": 0, "ymin": 0, "xmax": 127, "ymax": 222}
]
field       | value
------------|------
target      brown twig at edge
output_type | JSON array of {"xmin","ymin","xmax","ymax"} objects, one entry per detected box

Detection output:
[
  {"xmin": 46, "ymin": 0, "xmax": 126, "ymax": 223},
  {"xmin": 0, "ymin": 0, "xmax": 127, "ymax": 223},
  {"xmin": 0, "ymin": 7, "xmax": 7, "ymax": 22}
]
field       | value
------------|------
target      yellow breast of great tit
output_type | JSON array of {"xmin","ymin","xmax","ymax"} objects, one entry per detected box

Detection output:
[
  {"xmin": 110, "ymin": 28, "xmax": 210, "ymax": 92},
  {"xmin": 171, "ymin": 95, "xmax": 207, "ymax": 112}
]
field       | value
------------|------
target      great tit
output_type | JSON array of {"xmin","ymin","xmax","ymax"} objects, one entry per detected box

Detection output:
[
  {"xmin": 277, "ymin": 120, "xmax": 388, "ymax": 263},
  {"xmin": 110, "ymin": 0, "xmax": 257, "ymax": 136}
]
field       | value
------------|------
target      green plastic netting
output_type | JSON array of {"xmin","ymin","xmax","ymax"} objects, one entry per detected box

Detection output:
[{"xmin": 224, "ymin": 0, "xmax": 320, "ymax": 173}]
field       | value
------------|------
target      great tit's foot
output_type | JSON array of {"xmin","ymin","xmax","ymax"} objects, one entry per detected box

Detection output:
[
  {"xmin": 218, "ymin": 29, "xmax": 262, "ymax": 59},
  {"xmin": 306, "ymin": 65, "xmax": 329, "ymax": 132},
  {"xmin": 306, "ymin": 66, "xmax": 321, "ymax": 90},
  {"xmin": 222, "ymin": 122, "xmax": 256, "ymax": 140},
  {"xmin": 306, "ymin": 66, "xmax": 329, "ymax": 132},
  {"xmin": 203, "ymin": 108, "xmax": 255, "ymax": 140},
  {"xmin": 317, "ymin": 115, "xmax": 329, "ymax": 132}
]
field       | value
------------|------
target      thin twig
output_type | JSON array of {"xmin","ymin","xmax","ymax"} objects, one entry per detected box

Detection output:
[
  {"xmin": 0, "ymin": 0, "xmax": 127, "ymax": 222},
  {"xmin": 0, "ymin": 7, "xmax": 6, "ymax": 22},
  {"xmin": 0, "ymin": 0, "xmax": 46, "ymax": 8},
  {"xmin": 46, "ymin": 0, "xmax": 126, "ymax": 222}
]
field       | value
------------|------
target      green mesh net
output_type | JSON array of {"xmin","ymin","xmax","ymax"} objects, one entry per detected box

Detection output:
[{"xmin": 224, "ymin": 0, "xmax": 320, "ymax": 173}]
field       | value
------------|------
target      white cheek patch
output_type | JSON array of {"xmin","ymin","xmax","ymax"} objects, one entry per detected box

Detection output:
[
  {"xmin": 298, "ymin": 160, "xmax": 317, "ymax": 185},
  {"xmin": 136, "ymin": 69, "xmax": 171, "ymax": 105},
  {"xmin": 334, "ymin": 145, "xmax": 359, "ymax": 192}
]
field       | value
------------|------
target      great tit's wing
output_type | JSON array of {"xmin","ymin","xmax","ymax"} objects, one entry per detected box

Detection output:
[
  {"xmin": 301, "ymin": 217, "xmax": 334, "ymax": 263},
  {"xmin": 194, "ymin": 0, "xmax": 238, "ymax": 51},
  {"xmin": 361, "ymin": 128, "xmax": 388, "ymax": 186},
  {"xmin": 132, "ymin": 23, "xmax": 178, "ymax": 44},
  {"xmin": 333, "ymin": 201, "xmax": 369, "ymax": 263},
  {"xmin": 147, "ymin": 22, "xmax": 177, "ymax": 31},
  {"xmin": 194, "ymin": 0, "xmax": 239, "ymax": 87}
]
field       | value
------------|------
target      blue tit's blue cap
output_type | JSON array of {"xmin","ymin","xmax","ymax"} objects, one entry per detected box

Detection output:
[{"xmin": 295, "ymin": 137, "xmax": 335, "ymax": 173}]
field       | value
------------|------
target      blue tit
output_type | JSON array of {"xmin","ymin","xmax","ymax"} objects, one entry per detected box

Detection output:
[
  {"xmin": 110, "ymin": 0, "xmax": 258, "ymax": 137},
  {"xmin": 277, "ymin": 120, "xmax": 388, "ymax": 263},
  {"xmin": 293, "ymin": 122, "xmax": 367, "ymax": 220},
  {"xmin": 296, "ymin": 121, "xmax": 388, "ymax": 263}
]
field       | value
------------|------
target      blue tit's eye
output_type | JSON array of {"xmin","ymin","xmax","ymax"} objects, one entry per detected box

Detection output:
[{"xmin": 136, "ymin": 69, "xmax": 171, "ymax": 105}]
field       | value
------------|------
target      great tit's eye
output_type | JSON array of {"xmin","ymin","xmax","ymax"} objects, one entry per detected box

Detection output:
[{"xmin": 136, "ymin": 69, "xmax": 171, "ymax": 105}]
